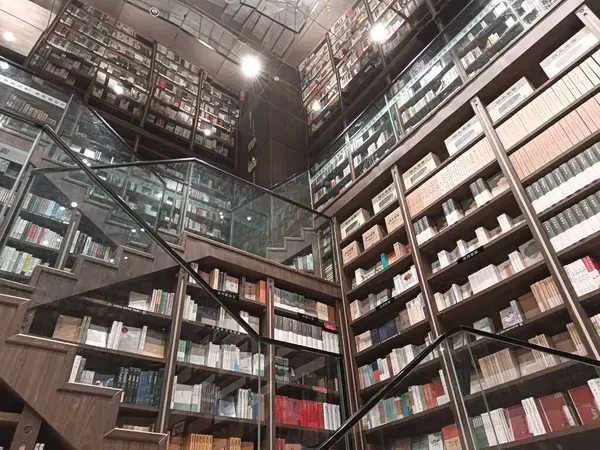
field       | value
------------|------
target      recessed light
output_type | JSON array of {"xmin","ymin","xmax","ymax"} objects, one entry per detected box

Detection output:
[
  {"xmin": 109, "ymin": 258, "xmax": 115, "ymax": 263},
  {"xmin": 0, "ymin": 62, "xmax": 8, "ymax": 70},
  {"xmin": 312, "ymin": 101, "xmax": 321, "ymax": 112},
  {"xmin": 370, "ymin": 24, "xmax": 387, "ymax": 43},
  {"xmin": 131, "ymin": 229, "xmax": 137, "ymax": 233},
  {"xmin": 247, "ymin": 216, "xmax": 252, "ymax": 221},
  {"xmin": 241, "ymin": 55, "xmax": 260, "ymax": 77},
  {"xmin": 70, "ymin": 202, "xmax": 78, "ymax": 208},
  {"xmin": 4, "ymin": 32, "xmax": 15, "ymax": 42}
]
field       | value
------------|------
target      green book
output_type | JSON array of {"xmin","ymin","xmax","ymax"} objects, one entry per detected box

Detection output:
[{"xmin": 400, "ymin": 393, "xmax": 410, "ymax": 417}]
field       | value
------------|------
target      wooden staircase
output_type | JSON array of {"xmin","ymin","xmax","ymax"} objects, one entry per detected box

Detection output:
[{"xmin": 0, "ymin": 294, "xmax": 168, "ymax": 450}]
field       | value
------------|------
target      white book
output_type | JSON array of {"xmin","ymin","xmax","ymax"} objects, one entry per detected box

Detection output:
[
  {"xmin": 588, "ymin": 378, "xmax": 600, "ymax": 410},
  {"xmin": 481, "ymin": 412, "xmax": 498, "ymax": 446},
  {"xmin": 191, "ymin": 384, "xmax": 201, "ymax": 412},
  {"xmin": 428, "ymin": 432, "xmax": 443, "ymax": 450},
  {"xmin": 85, "ymin": 324, "xmax": 108, "ymax": 348},
  {"xmin": 138, "ymin": 326, "xmax": 148, "ymax": 353},
  {"xmin": 69, "ymin": 355, "xmax": 82, "ymax": 382},
  {"xmin": 112, "ymin": 322, "xmax": 124, "ymax": 349},
  {"xmin": 107, "ymin": 321, "xmax": 118, "ymax": 349}
]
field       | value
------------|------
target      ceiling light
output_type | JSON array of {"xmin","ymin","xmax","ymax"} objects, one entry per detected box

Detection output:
[
  {"xmin": 70, "ymin": 202, "xmax": 78, "ymax": 208},
  {"xmin": 247, "ymin": 216, "xmax": 252, "ymax": 221},
  {"xmin": 114, "ymin": 85, "xmax": 124, "ymax": 95},
  {"xmin": 131, "ymin": 229, "xmax": 137, "ymax": 233},
  {"xmin": 0, "ymin": 62, "xmax": 8, "ymax": 70},
  {"xmin": 3, "ymin": 32, "xmax": 15, "ymax": 42},
  {"xmin": 312, "ymin": 101, "xmax": 321, "ymax": 112},
  {"xmin": 241, "ymin": 55, "xmax": 261, "ymax": 77},
  {"xmin": 371, "ymin": 24, "xmax": 387, "ymax": 43}
]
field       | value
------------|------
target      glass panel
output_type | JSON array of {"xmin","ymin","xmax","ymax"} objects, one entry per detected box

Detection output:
[
  {"xmin": 446, "ymin": 0, "xmax": 560, "ymax": 79},
  {"xmin": 451, "ymin": 329, "xmax": 600, "ymax": 448},
  {"xmin": 349, "ymin": 96, "xmax": 400, "ymax": 177}
]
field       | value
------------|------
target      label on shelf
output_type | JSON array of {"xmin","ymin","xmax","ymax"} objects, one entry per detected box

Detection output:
[
  {"xmin": 0, "ymin": 74, "xmax": 67, "ymax": 108},
  {"xmin": 457, "ymin": 246, "xmax": 484, "ymax": 263}
]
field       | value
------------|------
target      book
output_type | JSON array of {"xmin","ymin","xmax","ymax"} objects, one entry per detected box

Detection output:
[{"xmin": 53, "ymin": 315, "xmax": 82, "ymax": 342}]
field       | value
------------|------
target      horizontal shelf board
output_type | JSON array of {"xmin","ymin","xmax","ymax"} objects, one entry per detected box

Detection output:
[
  {"xmin": 363, "ymin": 403, "xmax": 453, "ymax": 437},
  {"xmin": 557, "ymin": 227, "xmax": 600, "ymax": 263},
  {"xmin": 483, "ymin": 421, "xmax": 600, "ymax": 449},
  {"xmin": 63, "ymin": 296, "xmax": 172, "ymax": 324},
  {"xmin": 275, "ymin": 423, "xmax": 336, "ymax": 434},
  {"xmin": 187, "ymin": 284, "xmax": 267, "ymax": 314},
  {"xmin": 170, "ymin": 409, "xmax": 264, "ymax": 426},
  {"xmin": 539, "ymin": 177, "xmax": 600, "ymax": 221},
  {"xmin": 438, "ymin": 260, "xmax": 548, "ymax": 329},
  {"xmin": 343, "ymin": 224, "xmax": 407, "ymax": 273},
  {"xmin": 350, "ymin": 283, "xmax": 421, "ymax": 333},
  {"xmin": 274, "ymin": 307, "xmax": 338, "ymax": 332},
  {"xmin": 0, "ymin": 412, "xmax": 21, "ymax": 425},
  {"xmin": 119, "ymin": 403, "xmax": 159, "ymax": 414},
  {"xmin": 359, "ymin": 357, "xmax": 442, "ymax": 398},
  {"xmin": 428, "ymin": 221, "xmax": 531, "ymax": 289},
  {"xmin": 419, "ymin": 188, "xmax": 515, "ymax": 256},
  {"xmin": 340, "ymin": 201, "xmax": 399, "ymax": 247},
  {"xmin": 52, "ymin": 337, "xmax": 166, "ymax": 364},
  {"xmin": 176, "ymin": 361, "xmax": 260, "ymax": 381},
  {"xmin": 275, "ymin": 380, "xmax": 340, "ymax": 399},
  {"xmin": 347, "ymin": 252, "xmax": 415, "ymax": 300},
  {"xmin": 355, "ymin": 319, "xmax": 431, "ymax": 366},
  {"xmin": 411, "ymin": 159, "xmax": 500, "ymax": 223}
]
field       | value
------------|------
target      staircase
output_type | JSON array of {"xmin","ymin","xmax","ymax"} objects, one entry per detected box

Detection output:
[
  {"xmin": 0, "ymin": 294, "xmax": 167, "ymax": 450},
  {"xmin": 266, "ymin": 226, "xmax": 321, "ymax": 274}
]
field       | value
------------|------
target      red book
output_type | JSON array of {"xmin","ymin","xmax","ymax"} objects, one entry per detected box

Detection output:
[
  {"xmin": 441, "ymin": 424, "xmax": 461, "ymax": 450},
  {"xmin": 275, "ymin": 395, "xmax": 283, "ymax": 423},
  {"xmin": 301, "ymin": 400, "xmax": 309, "ymax": 428},
  {"xmin": 423, "ymin": 383, "xmax": 436, "ymax": 410},
  {"xmin": 507, "ymin": 405, "xmax": 535, "ymax": 440},
  {"xmin": 432, "ymin": 378, "xmax": 445, "ymax": 398},
  {"xmin": 317, "ymin": 401, "xmax": 324, "ymax": 429},
  {"xmin": 537, "ymin": 393, "xmax": 574, "ymax": 432},
  {"xmin": 568, "ymin": 385, "xmax": 600, "ymax": 425},
  {"xmin": 289, "ymin": 398, "xmax": 303, "ymax": 426}
]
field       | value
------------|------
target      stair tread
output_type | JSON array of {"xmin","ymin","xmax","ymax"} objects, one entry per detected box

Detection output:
[
  {"xmin": 6, "ymin": 334, "xmax": 75, "ymax": 353},
  {"xmin": 105, "ymin": 427, "xmax": 167, "ymax": 443},
  {"xmin": 58, "ymin": 382, "xmax": 120, "ymax": 398},
  {"xmin": 0, "ymin": 412, "xmax": 21, "ymax": 424},
  {"xmin": 0, "ymin": 293, "xmax": 30, "ymax": 306}
]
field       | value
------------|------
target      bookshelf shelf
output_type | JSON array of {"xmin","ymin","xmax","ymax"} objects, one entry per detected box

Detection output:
[
  {"xmin": 347, "ymin": 252, "xmax": 414, "ymax": 300},
  {"xmin": 169, "ymin": 409, "xmax": 264, "ymax": 426},
  {"xmin": 275, "ymin": 381, "xmax": 340, "ymax": 399},
  {"xmin": 176, "ymin": 362, "xmax": 260, "ymax": 382},
  {"xmin": 119, "ymin": 403, "xmax": 159, "ymax": 414},
  {"xmin": 539, "ymin": 177, "xmax": 600, "ymax": 221},
  {"xmin": 54, "ymin": 338, "xmax": 166, "ymax": 365},
  {"xmin": 275, "ymin": 423, "xmax": 336, "ymax": 434},
  {"xmin": 354, "ymin": 319, "xmax": 430, "ymax": 365},
  {"xmin": 363, "ymin": 403, "xmax": 453, "ymax": 437}
]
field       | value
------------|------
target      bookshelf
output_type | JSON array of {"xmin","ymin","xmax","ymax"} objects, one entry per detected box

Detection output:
[
  {"xmin": 308, "ymin": 0, "xmax": 560, "ymax": 212},
  {"xmin": 16, "ymin": 240, "xmax": 345, "ymax": 448},
  {"xmin": 27, "ymin": 1, "xmax": 241, "ymax": 168},
  {"xmin": 325, "ymin": 4, "xmax": 600, "ymax": 449}
]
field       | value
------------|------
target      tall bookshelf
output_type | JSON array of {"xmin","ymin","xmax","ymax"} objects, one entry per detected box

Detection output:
[
  {"xmin": 308, "ymin": 0, "xmax": 561, "ymax": 212},
  {"xmin": 328, "ymin": 4, "xmax": 600, "ymax": 448},
  {"xmin": 27, "ymin": 0, "xmax": 241, "ymax": 168},
  {"xmin": 16, "ymin": 248, "xmax": 344, "ymax": 448}
]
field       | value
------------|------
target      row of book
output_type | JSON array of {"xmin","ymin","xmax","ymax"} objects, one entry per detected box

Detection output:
[
  {"xmin": 358, "ymin": 338, "xmax": 439, "ymax": 390},
  {"xmin": 434, "ymin": 239, "xmax": 544, "ymax": 311},
  {"xmin": 274, "ymin": 315, "xmax": 339, "ymax": 353},
  {"xmin": 177, "ymin": 340, "xmax": 264, "ymax": 376},
  {"xmin": 0, "ymin": 246, "xmax": 46, "ymax": 277},
  {"xmin": 169, "ymin": 435, "xmax": 253, "ymax": 450},
  {"xmin": 564, "ymin": 255, "xmax": 600, "ymax": 297},
  {"xmin": 171, "ymin": 379, "xmax": 262, "ymax": 420},
  {"xmin": 362, "ymin": 375, "xmax": 449, "ymax": 429},
  {"xmin": 69, "ymin": 356, "xmax": 164, "ymax": 406},
  {"xmin": 431, "ymin": 212, "xmax": 525, "ymax": 275},
  {"xmin": 367, "ymin": 425, "xmax": 461, "ymax": 449},
  {"xmin": 351, "ymin": 244, "xmax": 413, "ymax": 288},
  {"xmin": 184, "ymin": 217, "xmax": 226, "ymax": 241},
  {"xmin": 468, "ymin": 275, "xmax": 564, "ymax": 334},
  {"xmin": 52, "ymin": 314, "xmax": 166, "ymax": 358},
  {"xmin": 128, "ymin": 290, "xmax": 175, "ymax": 315},
  {"xmin": 288, "ymin": 253, "xmax": 314, "ymax": 272},
  {"xmin": 501, "ymin": 30, "xmax": 600, "ymax": 153},
  {"xmin": 189, "ymin": 265, "xmax": 267, "ymax": 305},
  {"xmin": 69, "ymin": 230, "xmax": 113, "ymax": 262},
  {"xmin": 274, "ymin": 355, "xmax": 339, "ymax": 392},
  {"xmin": 189, "ymin": 188, "xmax": 231, "ymax": 211},
  {"xmin": 274, "ymin": 287, "xmax": 336, "ymax": 322},
  {"xmin": 354, "ymin": 294, "xmax": 427, "ymax": 353},
  {"xmin": 5, "ymin": 93, "xmax": 58, "ymax": 127},
  {"xmin": 183, "ymin": 296, "xmax": 260, "ymax": 334},
  {"xmin": 471, "ymin": 380, "xmax": 600, "ymax": 448},
  {"xmin": 10, "ymin": 218, "xmax": 63, "ymax": 250},
  {"xmin": 274, "ymin": 395, "xmax": 341, "ymax": 430},
  {"xmin": 22, "ymin": 193, "xmax": 72, "ymax": 223}
]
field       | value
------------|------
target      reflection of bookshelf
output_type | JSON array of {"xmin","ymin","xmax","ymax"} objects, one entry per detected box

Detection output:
[{"xmin": 197, "ymin": 80, "xmax": 239, "ymax": 158}]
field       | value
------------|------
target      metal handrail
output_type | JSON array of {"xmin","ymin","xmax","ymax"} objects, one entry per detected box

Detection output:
[{"xmin": 315, "ymin": 324, "xmax": 600, "ymax": 450}]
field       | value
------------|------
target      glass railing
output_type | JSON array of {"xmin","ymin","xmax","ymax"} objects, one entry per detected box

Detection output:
[
  {"xmin": 316, "ymin": 326, "xmax": 600, "ymax": 450},
  {"xmin": 308, "ymin": 0, "xmax": 562, "ymax": 212},
  {"xmin": 0, "ymin": 59, "xmax": 336, "ymax": 280},
  {"xmin": 0, "ymin": 115, "xmax": 347, "ymax": 443}
]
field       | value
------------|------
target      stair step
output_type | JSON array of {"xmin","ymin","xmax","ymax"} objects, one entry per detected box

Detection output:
[
  {"xmin": 5, "ymin": 334, "xmax": 74, "ymax": 353},
  {"xmin": 58, "ymin": 382, "xmax": 120, "ymax": 398},
  {"xmin": 105, "ymin": 428, "xmax": 167, "ymax": 443}
]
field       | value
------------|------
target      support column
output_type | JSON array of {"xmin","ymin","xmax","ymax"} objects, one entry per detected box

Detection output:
[
  {"xmin": 470, "ymin": 95, "xmax": 600, "ymax": 360},
  {"xmin": 391, "ymin": 165, "xmax": 476, "ymax": 450},
  {"xmin": 265, "ymin": 277, "xmax": 276, "ymax": 450}
]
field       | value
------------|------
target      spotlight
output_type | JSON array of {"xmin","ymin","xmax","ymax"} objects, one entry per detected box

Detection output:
[
  {"xmin": 312, "ymin": 101, "xmax": 321, "ymax": 112},
  {"xmin": 247, "ymin": 216, "xmax": 252, "ymax": 221},
  {"xmin": 70, "ymin": 202, "xmax": 78, "ymax": 208},
  {"xmin": 370, "ymin": 24, "xmax": 387, "ymax": 42},
  {"xmin": 241, "ymin": 55, "xmax": 260, "ymax": 77}
]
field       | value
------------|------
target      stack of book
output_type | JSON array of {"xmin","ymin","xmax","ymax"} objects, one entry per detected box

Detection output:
[
  {"xmin": 357, "ymin": 338, "xmax": 439, "ymax": 389},
  {"xmin": 128, "ymin": 290, "xmax": 175, "ymax": 315},
  {"xmin": 69, "ymin": 356, "xmax": 164, "ymax": 406},
  {"xmin": 354, "ymin": 294, "xmax": 427, "ymax": 353},
  {"xmin": 0, "ymin": 246, "xmax": 45, "ymax": 276},
  {"xmin": 171, "ymin": 379, "xmax": 261, "ymax": 420},
  {"xmin": 274, "ymin": 316, "xmax": 339, "ymax": 353},
  {"xmin": 182, "ymin": 296, "xmax": 260, "ymax": 334},
  {"xmin": 69, "ymin": 230, "xmax": 113, "ymax": 261},
  {"xmin": 274, "ymin": 288, "xmax": 336, "ymax": 322},
  {"xmin": 274, "ymin": 396, "xmax": 340, "ymax": 430},
  {"xmin": 52, "ymin": 314, "xmax": 166, "ymax": 358},
  {"xmin": 564, "ymin": 256, "xmax": 600, "ymax": 296},
  {"xmin": 5, "ymin": 93, "xmax": 58, "ymax": 127},
  {"xmin": 361, "ymin": 427, "xmax": 459, "ymax": 447},
  {"xmin": 22, "ymin": 193, "xmax": 71, "ymax": 222},
  {"xmin": 188, "ymin": 265, "xmax": 267, "ymax": 304},
  {"xmin": 363, "ymin": 376, "xmax": 449, "ymax": 429},
  {"xmin": 169, "ymin": 435, "xmax": 253, "ymax": 450},
  {"xmin": 10, "ymin": 218, "xmax": 63, "ymax": 250},
  {"xmin": 289, "ymin": 253, "xmax": 314, "ymax": 272},
  {"xmin": 177, "ymin": 339, "xmax": 264, "ymax": 376}
]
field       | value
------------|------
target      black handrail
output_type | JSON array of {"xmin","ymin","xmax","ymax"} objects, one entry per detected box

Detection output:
[{"xmin": 315, "ymin": 324, "xmax": 600, "ymax": 450}]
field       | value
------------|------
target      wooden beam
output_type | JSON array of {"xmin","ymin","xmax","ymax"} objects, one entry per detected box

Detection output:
[{"xmin": 10, "ymin": 405, "xmax": 42, "ymax": 450}]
